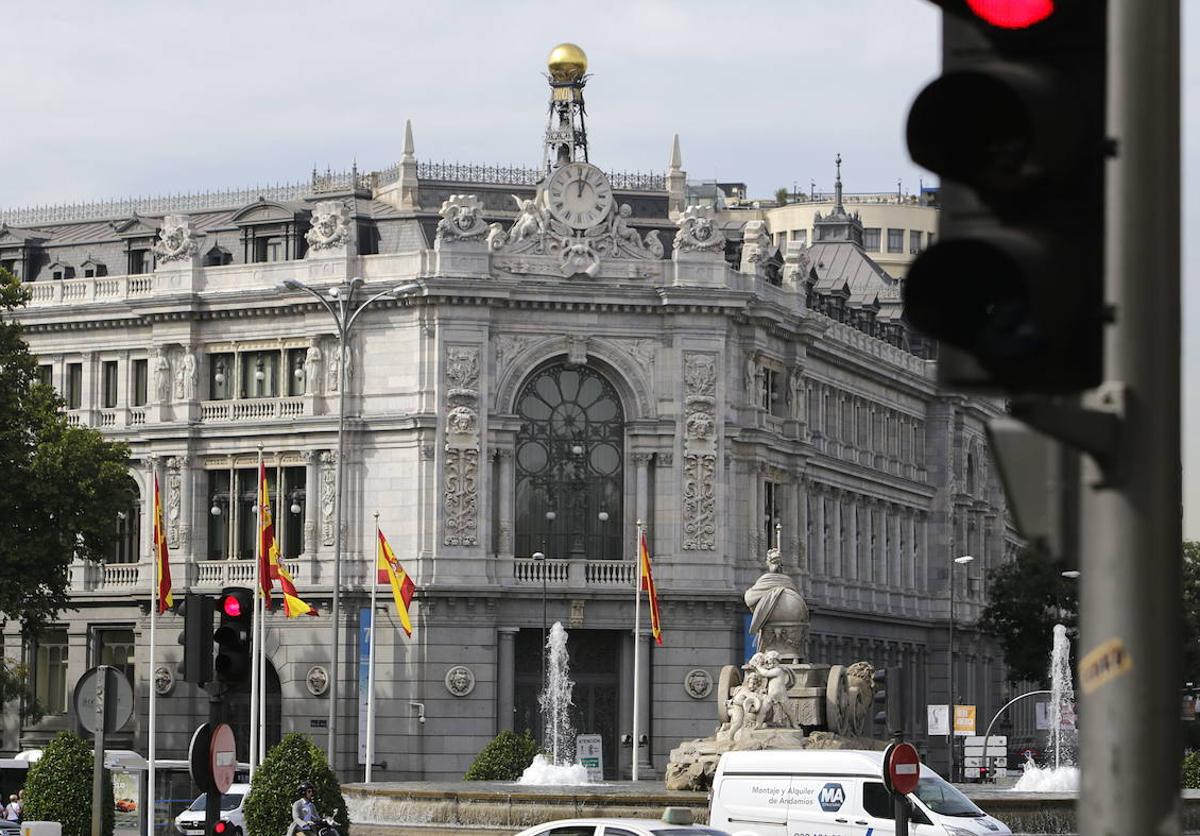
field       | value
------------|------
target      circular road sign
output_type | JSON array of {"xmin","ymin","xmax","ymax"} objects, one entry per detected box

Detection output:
[
  {"xmin": 188, "ymin": 724, "xmax": 214, "ymax": 793},
  {"xmin": 883, "ymin": 741, "xmax": 922, "ymax": 795},
  {"xmin": 209, "ymin": 723, "xmax": 237, "ymax": 794},
  {"xmin": 74, "ymin": 666, "xmax": 134, "ymax": 735}
]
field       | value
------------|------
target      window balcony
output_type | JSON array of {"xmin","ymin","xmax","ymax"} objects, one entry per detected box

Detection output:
[
  {"xmin": 200, "ymin": 396, "xmax": 308, "ymax": 423},
  {"xmin": 24, "ymin": 274, "xmax": 155, "ymax": 307},
  {"xmin": 193, "ymin": 558, "xmax": 303, "ymax": 590},
  {"xmin": 507, "ymin": 556, "xmax": 636, "ymax": 589}
]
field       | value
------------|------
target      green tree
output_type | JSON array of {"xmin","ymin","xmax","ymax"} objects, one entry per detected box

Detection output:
[
  {"xmin": 22, "ymin": 731, "xmax": 114, "ymax": 836},
  {"xmin": 243, "ymin": 733, "xmax": 348, "ymax": 836},
  {"xmin": 464, "ymin": 730, "xmax": 539, "ymax": 781},
  {"xmin": 978, "ymin": 549, "xmax": 1078, "ymax": 685},
  {"xmin": 0, "ymin": 268, "xmax": 133, "ymax": 718},
  {"xmin": 774, "ymin": 186, "xmax": 790, "ymax": 206}
]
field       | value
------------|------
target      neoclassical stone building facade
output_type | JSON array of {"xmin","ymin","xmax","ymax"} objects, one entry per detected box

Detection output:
[{"xmin": 0, "ymin": 56, "xmax": 1016, "ymax": 781}]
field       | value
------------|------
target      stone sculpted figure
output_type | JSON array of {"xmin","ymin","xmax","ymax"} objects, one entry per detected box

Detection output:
[
  {"xmin": 152, "ymin": 347, "xmax": 171, "ymax": 402},
  {"xmin": 174, "ymin": 348, "xmax": 197, "ymax": 401},
  {"xmin": 754, "ymin": 649, "xmax": 799, "ymax": 728},
  {"xmin": 303, "ymin": 346, "xmax": 322, "ymax": 394},
  {"xmin": 720, "ymin": 667, "xmax": 765, "ymax": 742},
  {"xmin": 744, "ymin": 545, "xmax": 810, "ymax": 661},
  {"xmin": 509, "ymin": 196, "xmax": 547, "ymax": 245}
]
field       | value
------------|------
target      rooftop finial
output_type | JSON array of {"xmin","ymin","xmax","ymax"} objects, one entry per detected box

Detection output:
[
  {"xmin": 402, "ymin": 119, "xmax": 415, "ymax": 161},
  {"xmin": 834, "ymin": 153, "xmax": 844, "ymax": 214},
  {"xmin": 669, "ymin": 133, "xmax": 682, "ymax": 171}
]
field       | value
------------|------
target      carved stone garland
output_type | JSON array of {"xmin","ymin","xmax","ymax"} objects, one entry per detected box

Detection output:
[
  {"xmin": 320, "ymin": 451, "xmax": 337, "ymax": 547},
  {"xmin": 443, "ymin": 346, "xmax": 481, "ymax": 546},
  {"xmin": 682, "ymin": 353, "xmax": 718, "ymax": 550},
  {"xmin": 166, "ymin": 456, "xmax": 186, "ymax": 549}
]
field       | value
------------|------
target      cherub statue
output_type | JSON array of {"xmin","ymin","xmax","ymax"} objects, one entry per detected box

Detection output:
[{"xmin": 754, "ymin": 649, "xmax": 799, "ymax": 728}]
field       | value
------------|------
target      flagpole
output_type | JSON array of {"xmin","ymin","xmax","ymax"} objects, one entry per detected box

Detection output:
[
  {"xmin": 249, "ymin": 460, "xmax": 261, "ymax": 778},
  {"xmin": 366, "ymin": 513, "xmax": 380, "ymax": 783},
  {"xmin": 632, "ymin": 520, "xmax": 643, "ymax": 783},
  {"xmin": 147, "ymin": 474, "xmax": 158, "ymax": 836},
  {"xmin": 258, "ymin": 449, "xmax": 269, "ymax": 765}
]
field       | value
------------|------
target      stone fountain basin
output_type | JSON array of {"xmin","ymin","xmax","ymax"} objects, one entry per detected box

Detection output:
[{"xmin": 344, "ymin": 782, "xmax": 1200, "ymax": 836}]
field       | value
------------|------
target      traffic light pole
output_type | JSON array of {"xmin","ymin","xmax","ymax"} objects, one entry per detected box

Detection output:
[
  {"xmin": 203, "ymin": 686, "xmax": 224, "ymax": 836},
  {"xmin": 1078, "ymin": 1, "xmax": 1181, "ymax": 833}
]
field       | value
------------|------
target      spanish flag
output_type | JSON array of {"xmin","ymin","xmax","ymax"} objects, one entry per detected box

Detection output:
[
  {"xmin": 260, "ymin": 463, "xmax": 316, "ymax": 618},
  {"xmin": 639, "ymin": 529, "xmax": 662, "ymax": 645},
  {"xmin": 152, "ymin": 475, "xmax": 173, "ymax": 614},
  {"xmin": 256, "ymin": 462, "xmax": 275, "ymax": 608},
  {"xmin": 377, "ymin": 529, "xmax": 416, "ymax": 637}
]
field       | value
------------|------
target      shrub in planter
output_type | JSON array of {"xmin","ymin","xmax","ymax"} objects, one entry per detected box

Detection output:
[
  {"xmin": 464, "ymin": 730, "xmax": 539, "ymax": 781},
  {"xmin": 243, "ymin": 733, "xmax": 348, "ymax": 836},
  {"xmin": 23, "ymin": 730, "xmax": 114, "ymax": 836},
  {"xmin": 1183, "ymin": 750, "xmax": 1200, "ymax": 788}
]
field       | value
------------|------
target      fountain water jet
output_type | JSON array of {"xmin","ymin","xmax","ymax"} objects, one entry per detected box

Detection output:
[
  {"xmin": 518, "ymin": 621, "xmax": 590, "ymax": 785},
  {"xmin": 1012, "ymin": 623, "xmax": 1079, "ymax": 792}
]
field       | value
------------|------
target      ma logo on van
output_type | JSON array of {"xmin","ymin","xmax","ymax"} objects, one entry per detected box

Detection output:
[{"xmin": 817, "ymin": 782, "xmax": 845, "ymax": 812}]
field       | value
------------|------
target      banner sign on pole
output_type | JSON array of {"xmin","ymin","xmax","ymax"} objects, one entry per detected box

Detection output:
[
  {"xmin": 357, "ymin": 607, "xmax": 372, "ymax": 765},
  {"xmin": 954, "ymin": 704, "xmax": 977, "ymax": 736},
  {"xmin": 927, "ymin": 704, "xmax": 949, "ymax": 736}
]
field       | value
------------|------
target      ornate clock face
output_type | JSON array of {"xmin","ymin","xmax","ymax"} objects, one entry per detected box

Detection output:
[{"xmin": 546, "ymin": 162, "xmax": 614, "ymax": 229}]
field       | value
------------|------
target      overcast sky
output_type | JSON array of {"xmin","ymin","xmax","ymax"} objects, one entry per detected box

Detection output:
[{"xmin": 2, "ymin": 0, "xmax": 1197, "ymax": 538}]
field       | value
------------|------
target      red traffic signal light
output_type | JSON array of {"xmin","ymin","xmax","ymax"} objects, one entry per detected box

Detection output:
[
  {"xmin": 222, "ymin": 594, "xmax": 242, "ymax": 618},
  {"xmin": 965, "ymin": 0, "xmax": 1055, "ymax": 29},
  {"xmin": 213, "ymin": 823, "xmax": 228, "ymax": 836},
  {"xmin": 214, "ymin": 587, "xmax": 254, "ymax": 687}
]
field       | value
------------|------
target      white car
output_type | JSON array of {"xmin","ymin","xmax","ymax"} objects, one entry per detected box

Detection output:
[
  {"xmin": 512, "ymin": 808, "xmax": 732, "ymax": 836},
  {"xmin": 174, "ymin": 783, "xmax": 249, "ymax": 836}
]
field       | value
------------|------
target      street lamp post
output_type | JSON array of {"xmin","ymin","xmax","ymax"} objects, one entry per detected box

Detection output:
[
  {"xmin": 948, "ymin": 554, "xmax": 974, "ymax": 782},
  {"xmin": 278, "ymin": 276, "xmax": 419, "ymax": 766}
]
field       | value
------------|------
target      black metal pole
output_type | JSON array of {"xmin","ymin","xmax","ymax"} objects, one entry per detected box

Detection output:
[{"xmin": 203, "ymin": 687, "xmax": 223, "ymax": 835}]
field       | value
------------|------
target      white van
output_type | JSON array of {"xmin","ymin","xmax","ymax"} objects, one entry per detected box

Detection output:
[{"xmin": 710, "ymin": 750, "xmax": 1011, "ymax": 836}]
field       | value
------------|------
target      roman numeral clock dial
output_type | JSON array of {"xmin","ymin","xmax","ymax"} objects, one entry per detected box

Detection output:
[{"xmin": 545, "ymin": 162, "xmax": 614, "ymax": 230}]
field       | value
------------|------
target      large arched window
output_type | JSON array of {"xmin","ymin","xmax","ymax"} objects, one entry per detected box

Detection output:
[{"xmin": 515, "ymin": 363, "xmax": 624, "ymax": 560}]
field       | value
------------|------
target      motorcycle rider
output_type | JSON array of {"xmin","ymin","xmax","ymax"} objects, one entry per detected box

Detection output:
[{"xmin": 288, "ymin": 782, "xmax": 322, "ymax": 836}]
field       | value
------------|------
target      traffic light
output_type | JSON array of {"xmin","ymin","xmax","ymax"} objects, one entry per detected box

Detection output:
[
  {"xmin": 213, "ymin": 587, "xmax": 254, "ymax": 688},
  {"xmin": 873, "ymin": 666, "xmax": 905, "ymax": 738},
  {"xmin": 903, "ymin": 0, "xmax": 1108, "ymax": 393},
  {"xmin": 212, "ymin": 821, "xmax": 230, "ymax": 836},
  {"xmin": 177, "ymin": 594, "xmax": 215, "ymax": 686}
]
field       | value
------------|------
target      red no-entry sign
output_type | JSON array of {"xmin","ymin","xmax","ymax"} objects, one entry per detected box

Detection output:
[{"xmin": 883, "ymin": 741, "xmax": 922, "ymax": 796}]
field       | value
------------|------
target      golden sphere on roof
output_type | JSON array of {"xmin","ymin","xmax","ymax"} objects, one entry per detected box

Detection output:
[{"xmin": 547, "ymin": 43, "xmax": 588, "ymax": 83}]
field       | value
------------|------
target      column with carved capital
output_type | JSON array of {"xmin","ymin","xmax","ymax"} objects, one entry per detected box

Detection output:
[
  {"xmin": 812, "ymin": 484, "xmax": 826, "ymax": 587},
  {"xmin": 167, "ymin": 455, "xmax": 192, "ymax": 574},
  {"xmin": 496, "ymin": 627, "xmax": 518, "ymax": 733},
  {"xmin": 797, "ymin": 476, "xmax": 810, "ymax": 586},
  {"xmin": 846, "ymin": 495, "xmax": 859, "ymax": 582},
  {"xmin": 875, "ymin": 501, "xmax": 888, "ymax": 588},
  {"xmin": 497, "ymin": 448, "xmax": 515, "ymax": 557},
  {"xmin": 829, "ymin": 489, "xmax": 842, "ymax": 581},
  {"xmin": 302, "ymin": 451, "xmax": 320, "ymax": 556},
  {"xmin": 633, "ymin": 452, "xmax": 652, "ymax": 530}
]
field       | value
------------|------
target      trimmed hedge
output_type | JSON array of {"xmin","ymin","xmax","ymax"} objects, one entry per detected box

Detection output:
[
  {"xmin": 243, "ymin": 733, "xmax": 348, "ymax": 836},
  {"xmin": 23, "ymin": 730, "xmax": 114, "ymax": 836},
  {"xmin": 464, "ymin": 730, "xmax": 539, "ymax": 781}
]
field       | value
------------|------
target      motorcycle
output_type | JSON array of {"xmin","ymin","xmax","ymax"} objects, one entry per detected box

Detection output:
[{"xmin": 293, "ymin": 810, "xmax": 340, "ymax": 836}]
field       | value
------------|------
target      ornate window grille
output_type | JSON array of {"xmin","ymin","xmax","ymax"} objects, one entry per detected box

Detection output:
[{"xmin": 515, "ymin": 363, "xmax": 624, "ymax": 561}]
